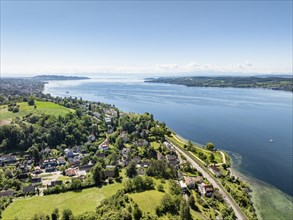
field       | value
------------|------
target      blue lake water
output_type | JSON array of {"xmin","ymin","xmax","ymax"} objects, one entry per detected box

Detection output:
[{"xmin": 44, "ymin": 78, "xmax": 293, "ymax": 197}]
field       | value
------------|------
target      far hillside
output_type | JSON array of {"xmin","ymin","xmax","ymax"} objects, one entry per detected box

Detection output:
[
  {"xmin": 0, "ymin": 101, "xmax": 74, "ymax": 123},
  {"xmin": 33, "ymin": 75, "xmax": 90, "ymax": 80}
]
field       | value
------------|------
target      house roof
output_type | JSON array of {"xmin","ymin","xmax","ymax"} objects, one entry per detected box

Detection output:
[
  {"xmin": 184, "ymin": 176, "xmax": 194, "ymax": 184},
  {"xmin": 209, "ymin": 165, "xmax": 221, "ymax": 173},
  {"xmin": 65, "ymin": 168, "xmax": 77, "ymax": 176},
  {"xmin": 0, "ymin": 189, "xmax": 14, "ymax": 197},
  {"xmin": 50, "ymin": 180, "xmax": 63, "ymax": 187},
  {"xmin": 193, "ymin": 176, "xmax": 203, "ymax": 183},
  {"xmin": 23, "ymin": 185, "xmax": 35, "ymax": 194},
  {"xmin": 104, "ymin": 169, "xmax": 115, "ymax": 178}
]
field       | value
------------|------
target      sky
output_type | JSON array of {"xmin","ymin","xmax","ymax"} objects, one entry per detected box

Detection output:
[{"xmin": 1, "ymin": 1, "xmax": 292, "ymax": 76}]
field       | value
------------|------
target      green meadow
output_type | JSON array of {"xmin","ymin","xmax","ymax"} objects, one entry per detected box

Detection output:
[
  {"xmin": 2, "ymin": 183, "xmax": 123, "ymax": 220},
  {"xmin": 0, "ymin": 101, "xmax": 74, "ymax": 122}
]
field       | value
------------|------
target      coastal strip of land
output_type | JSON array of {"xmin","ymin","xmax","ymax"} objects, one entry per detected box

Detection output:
[
  {"xmin": 166, "ymin": 135, "xmax": 248, "ymax": 220},
  {"xmin": 145, "ymin": 76, "xmax": 293, "ymax": 92}
]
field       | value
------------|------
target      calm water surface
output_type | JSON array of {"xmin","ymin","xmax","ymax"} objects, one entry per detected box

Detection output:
[{"xmin": 44, "ymin": 78, "xmax": 293, "ymax": 197}]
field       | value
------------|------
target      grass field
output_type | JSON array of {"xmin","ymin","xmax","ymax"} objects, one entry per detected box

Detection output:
[
  {"xmin": 167, "ymin": 134, "xmax": 223, "ymax": 164},
  {"xmin": 128, "ymin": 190, "xmax": 164, "ymax": 214},
  {"xmin": 0, "ymin": 101, "xmax": 74, "ymax": 122},
  {"xmin": 2, "ymin": 183, "xmax": 123, "ymax": 220}
]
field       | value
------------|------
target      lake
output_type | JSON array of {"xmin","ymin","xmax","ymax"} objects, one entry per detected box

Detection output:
[{"xmin": 44, "ymin": 76, "xmax": 293, "ymax": 218}]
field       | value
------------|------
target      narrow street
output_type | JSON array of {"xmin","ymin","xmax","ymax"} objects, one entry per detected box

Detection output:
[{"xmin": 169, "ymin": 139, "xmax": 248, "ymax": 220}]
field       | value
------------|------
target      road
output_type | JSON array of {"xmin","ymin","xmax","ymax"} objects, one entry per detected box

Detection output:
[
  {"xmin": 173, "ymin": 134, "xmax": 226, "ymax": 164},
  {"xmin": 169, "ymin": 140, "xmax": 248, "ymax": 220}
]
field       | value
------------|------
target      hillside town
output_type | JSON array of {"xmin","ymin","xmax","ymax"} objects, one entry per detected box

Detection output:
[{"xmin": 0, "ymin": 79, "xmax": 257, "ymax": 220}]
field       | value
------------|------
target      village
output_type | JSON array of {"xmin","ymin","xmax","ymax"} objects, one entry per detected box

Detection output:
[{"xmin": 0, "ymin": 82, "xmax": 256, "ymax": 219}]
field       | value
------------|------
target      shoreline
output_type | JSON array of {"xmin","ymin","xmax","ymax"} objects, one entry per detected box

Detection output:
[
  {"xmin": 174, "ymin": 131, "xmax": 293, "ymax": 219},
  {"xmin": 43, "ymin": 81, "xmax": 293, "ymax": 219},
  {"xmin": 229, "ymin": 152, "xmax": 293, "ymax": 220}
]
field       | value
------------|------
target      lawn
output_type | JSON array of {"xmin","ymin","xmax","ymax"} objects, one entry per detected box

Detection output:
[
  {"xmin": 167, "ymin": 135, "xmax": 223, "ymax": 164},
  {"xmin": 128, "ymin": 190, "xmax": 165, "ymax": 214},
  {"xmin": 0, "ymin": 101, "xmax": 74, "ymax": 121},
  {"xmin": 2, "ymin": 183, "xmax": 123, "ymax": 220},
  {"xmin": 150, "ymin": 141, "xmax": 161, "ymax": 150}
]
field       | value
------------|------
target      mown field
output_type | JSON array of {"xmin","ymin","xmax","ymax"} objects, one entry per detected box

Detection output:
[
  {"xmin": 2, "ymin": 183, "xmax": 123, "ymax": 220},
  {"xmin": 129, "ymin": 190, "xmax": 165, "ymax": 214},
  {"xmin": 0, "ymin": 101, "xmax": 74, "ymax": 122},
  {"xmin": 167, "ymin": 134, "xmax": 223, "ymax": 164}
]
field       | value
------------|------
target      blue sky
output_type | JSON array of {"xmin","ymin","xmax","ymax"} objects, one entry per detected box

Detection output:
[{"xmin": 1, "ymin": 1, "xmax": 292, "ymax": 76}]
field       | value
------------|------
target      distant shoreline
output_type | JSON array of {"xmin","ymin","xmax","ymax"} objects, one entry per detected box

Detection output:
[
  {"xmin": 33, "ymin": 75, "xmax": 90, "ymax": 81},
  {"xmin": 145, "ymin": 76, "xmax": 293, "ymax": 92}
]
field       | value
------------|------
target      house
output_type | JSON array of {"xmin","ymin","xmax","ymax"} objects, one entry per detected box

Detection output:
[
  {"xmin": 77, "ymin": 170, "xmax": 87, "ymax": 177},
  {"xmin": 141, "ymin": 161, "xmax": 149, "ymax": 168},
  {"xmin": 157, "ymin": 152, "xmax": 164, "ymax": 161},
  {"xmin": 166, "ymin": 154, "xmax": 178, "ymax": 166},
  {"xmin": 104, "ymin": 165, "xmax": 116, "ymax": 178},
  {"xmin": 193, "ymin": 176, "xmax": 204, "ymax": 184},
  {"xmin": 88, "ymin": 134, "xmax": 96, "ymax": 142},
  {"xmin": 64, "ymin": 149, "xmax": 74, "ymax": 158},
  {"xmin": 0, "ymin": 189, "xmax": 14, "ymax": 198},
  {"xmin": 96, "ymin": 152, "xmax": 105, "ymax": 159},
  {"xmin": 40, "ymin": 158, "xmax": 57, "ymax": 169},
  {"xmin": 107, "ymin": 128, "xmax": 114, "ymax": 134},
  {"xmin": 118, "ymin": 159, "xmax": 129, "ymax": 167},
  {"xmin": 133, "ymin": 156, "xmax": 141, "ymax": 164},
  {"xmin": 105, "ymin": 117, "xmax": 112, "ymax": 124},
  {"xmin": 135, "ymin": 140, "xmax": 148, "ymax": 147},
  {"xmin": 0, "ymin": 154, "xmax": 16, "ymax": 164},
  {"xmin": 99, "ymin": 139, "xmax": 110, "ymax": 151},
  {"xmin": 72, "ymin": 146, "xmax": 82, "ymax": 153},
  {"xmin": 65, "ymin": 168, "xmax": 77, "ymax": 176},
  {"xmin": 41, "ymin": 147, "xmax": 51, "ymax": 156},
  {"xmin": 198, "ymin": 183, "xmax": 214, "ymax": 197},
  {"xmin": 45, "ymin": 166, "xmax": 56, "ymax": 172},
  {"xmin": 23, "ymin": 185, "xmax": 35, "ymax": 195},
  {"xmin": 68, "ymin": 156, "xmax": 81, "ymax": 167},
  {"xmin": 17, "ymin": 173, "xmax": 29, "ymax": 180},
  {"xmin": 120, "ymin": 132, "xmax": 128, "ymax": 142},
  {"xmin": 79, "ymin": 164, "xmax": 94, "ymax": 172},
  {"xmin": 179, "ymin": 180, "xmax": 187, "ymax": 193},
  {"xmin": 32, "ymin": 177, "xmax": 42, "ymax": 184},
  {"xmin": 184, "ymin": 176, "xmax": 195, "ymax": 189},
  {"xmin": 58, "ymin": 157, "xmax": 66, "ymax": 166},
  {"xmin": 49, "ymin": 180, "xmax": 63, "ymax": 187},
  {"xmin": 93, "ymin": 112, "xmax": 101, "ymax": 118},
  {"xmin": 209, "ymin": 165, "xmax": 222, "ymax": 177},
  {"xmin": 163, "ymin": 141, "xmax": 172, "ymax": 149},
  {"xmin": 121, "ymin": 148, "xmax": 131, "ymax": 159}
]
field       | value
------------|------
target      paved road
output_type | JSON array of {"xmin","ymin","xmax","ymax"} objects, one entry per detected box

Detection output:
[{"xmin": 169, "ymin": 141, "xmax": 248, "ymax": 220}]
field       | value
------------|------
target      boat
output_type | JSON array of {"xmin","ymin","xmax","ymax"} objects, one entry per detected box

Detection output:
[
  {"xmin": 66, "ymin": 91, "xmax": 69, "ymax": 93},
  {"xmin": 269, "ymin": 139, "xmax": 274, "ymax": 143}
]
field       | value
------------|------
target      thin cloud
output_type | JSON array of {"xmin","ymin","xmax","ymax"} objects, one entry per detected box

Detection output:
[{"xmin": 1, "ymin": 61, "xmax": 292, "ymax": 76}]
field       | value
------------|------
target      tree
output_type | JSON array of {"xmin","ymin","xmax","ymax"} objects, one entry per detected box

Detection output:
[
  {"xmin": 206, "ymin": 142, "xmax": 215, "ymax": 151},
  {"xmin": 169, "ymin": 180, "xmax": 181, "ymax": 195},
  {"xmin": 209, "ymin": 153, "xmax": 215, "ymax": 163},
  {"xmin": 62, "ymin": 209, "xmax": 74, "ymax": 220},
  {"xmin": 51, "ymin": 208, "xmax": 59, "ymax": 220},
  {"xmin": 12, "ymin": 106, "xmax": 19, "ymax": 113},
  {"xmin": 92, "ymin": 164, "xmax": 104, "ymax": 185},
  {"xmin": 115, "ymin": 136, "xmax": 124, "ymax": 149},
  {"xmin": 28, "ymin": 97, "xmax": 35, "ymax": 106},
  {"xmin": 126, "ymin": 161, "xmax": 137, "ymax": 178},
  {"xmin": 180, "ymin": 200, "xmax": 192, "ymax": 220},
  {"xmin": 71, "ymin": 178, "xmax": 82, "ymax": 190},
  {"xmin": 75, "ymin": 108, "xmax": 82, "ymax": 118},
  {"xmin": 133, "ymin": 204, "xmax": 142, "ymax": 220}
]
